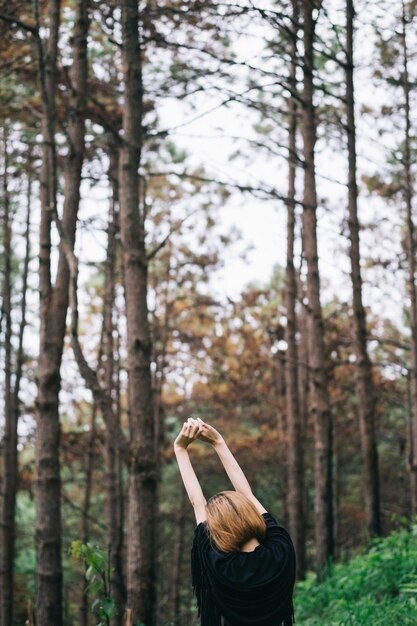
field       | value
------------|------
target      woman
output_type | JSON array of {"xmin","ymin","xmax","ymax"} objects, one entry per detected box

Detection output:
[{"xmin": 174, "ymin": 417, "xmax": 296, "ymax": 626}]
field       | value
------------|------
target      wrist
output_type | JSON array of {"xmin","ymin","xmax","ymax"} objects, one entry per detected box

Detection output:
[
  {"xmin": 213, "ymin": 436, "xmax": 225, "ymax": 449},
  {"xmin": 174, "ymin": 442, "xmax": 188, "ymax": 453}
]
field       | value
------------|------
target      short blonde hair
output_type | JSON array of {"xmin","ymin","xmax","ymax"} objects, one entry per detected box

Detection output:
[{"xmin": 205, "ymin": 491, "xmax": 266, "ymax": 553}]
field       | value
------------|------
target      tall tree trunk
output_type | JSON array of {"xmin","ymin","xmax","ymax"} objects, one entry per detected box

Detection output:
[
  {"xmin": 300, "ymin": 0, "xmax": 334, "ymax": 575},
  {"xmin": 297, "ymin": 288, "xmax": 309, "ymax": 437},
  {"xmin": 275, "ymin": 349, "xmax": 289, "ymax": 527},
  {"xmin": 152, "ymin": 241, "xmax": 172, "ymax": 475},
  {"xmin": 0, "ymin": 143, "xmax": 33, "ymax": 626},
  {"xmin": 332, "ymin": 452, "xmax": 341, "ymax": 558},
  {"xmin": 0, "ymin": 127, "xmax": 16, "ymax": 626},
  {"xmin": 80, "ymin": 402, "xmax": 97, "ymax": 626},
  {"xmin": 171, "ymin": 488, "xmax": 187, "ymax": 626},
  {"xmin": 400, "ymin": 0, "xmax": 417, "ymax": 516},
  {"xmin": 345, "ymin": 0, "xmax": 381, "ymax": 537},
  {"xmin": 406, "ymin": 371, "xmax": 414, "ymax": 516},
  {"xmin": 34, "ymin": 2, "xmax": 62, "ymax": 622},
  {"xmin": 35, "ymin": 2, "xmax": 88, "ymax": 623},
  {"xmin": 103, "ymin": 149, "xmax": 125, "ymax": 625},
  {"xmin": 118, "ymin": 2, "xmax": 157, "ymax": 623},
  {"xmin": 297, "ymin": 294, "xmax": 310, "ymax": 537},
  {"xmin": 285, "ymin": 0, "xmax": 306, "ymax": 578}
]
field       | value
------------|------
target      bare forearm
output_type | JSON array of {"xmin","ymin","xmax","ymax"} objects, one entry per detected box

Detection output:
[
  {"xmin": 213, "ymin": 439, "xmax": 252, "ymax": 496},
  {"xmin": 174, "ymin": 445, "xmax": 207, "ymax": 520},
  {"xmin": 213, "ymin": 439, "xmax": 266, "ymax": 513}
]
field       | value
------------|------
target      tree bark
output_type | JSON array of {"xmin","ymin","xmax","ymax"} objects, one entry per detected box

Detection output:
[
  {"xmin": 0, "ymin": 126, "xmax": 17, "ymax": 626},
  {"xmin": 170, "ymin": 488, "xmax": 187, "ymax": 626},
  {"xmin": 0, "ymin": 144, "xmax": 32, "ymax": 626},
  {"xmin": 275, "ymin": 349, "xmax": 289, "ymax": 527},
  {"xmin": 406, "ymin": 371, "xmax": 414, "ymax": 516},
  {"xmin": 345, "ymin": 0, "xmax": 381, "ymax": 536},
  {"xmin": 285, "ymin": 0, "xmax": 306, "ymax": 578},
  {"xmin": 118, "ymin": 1, "xmax": 157, "ymax": 623},
  {"xmin": 34, "ymin": 2, "xmax": 62, "ymax": 623},
  {"xmin": 297, "ymin": 288, "xmax": 309, "ymax": 438},
  {"xmin": 103, "ymin": 149, "xmax": 125, "ymax": 625},
  {"xmin": 35, "ymin": 2, "xmax": 89, "ymax": 623},
  {"xmin": 300, "ymin": 0, "xmax": 334, "ymax": 575},
  {"xmin": 80, "ymin": 402, "xmax": 97, "ymax": 626},
  {"xmin": 400, "ymin": 0, "xmax": 417, "ymax": 516}
]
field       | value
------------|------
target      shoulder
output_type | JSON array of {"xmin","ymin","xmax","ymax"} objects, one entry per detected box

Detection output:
[
  {"xmin": 262, "ymin": 512, "xmax": 287, "ymax": 529},
  {"xmin": 194, "ymin": 521, "xmax": 211, "ymax": 547},
  {"xmin": 261, "ymin": 513, "xmax": 294, "ymax": 548}
]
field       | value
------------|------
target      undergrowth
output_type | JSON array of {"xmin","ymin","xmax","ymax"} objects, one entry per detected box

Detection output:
[{"xmin": 294, "ymin": 524, "xmax": 417, "ymax": 625}]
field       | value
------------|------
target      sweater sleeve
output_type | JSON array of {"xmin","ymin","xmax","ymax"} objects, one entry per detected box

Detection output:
[{"xmin": 261, "ymin": 513, "xmax": 295, "ymax": 552}]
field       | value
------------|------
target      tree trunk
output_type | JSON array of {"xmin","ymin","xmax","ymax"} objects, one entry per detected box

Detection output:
[
  {"xmin": 406, "ymin": 372, "xmax": 414, "ymax": 516},
  {"xmin": 35, "ymin": 2, "xmax": 89, "ymax": 623},
  {"xmin": 0, "ymin": 127, "xmax": 17, "ymax": 626},
  {"xmin": 171, "ymin": 488, "xmax": 187, "ymax": 626},
  {"xmin": 400, "ymin": 0, "xmax": 417, "ymax": 517},
  {"xmin": 34, "ymin": 2, "xmax": 62, "ymax": 622},
  {"xmin": 300, "ymin": 0, "xmax": 334, "ymax": 575},
  {"xmin": 275, "ymin": 349, "xmax": 289, "ymax": 527},
  {"xmin": 297, "ymin": 289, "xmax": 309, "ymax": 438},
  {"xmin": 80, "ymin": 402, "xmax": 97, "ymax": 626},
  {"xmin": 285, "ymin": 0, "xmax": 306, "ymax": 579},
  {"xmin": 118, "ymin": 1, "xmax": 157, "ymax": 623},
  {"xmin": 103, "ymin": 149, "xmax": 125, "ymax": 625},
  {"xmin": 0, "ymin": 143, "xmax": 33, "ymax": 626},
  {"xmin": 345, "ymin": 0, "xmax": 381, "ymax": 537}
]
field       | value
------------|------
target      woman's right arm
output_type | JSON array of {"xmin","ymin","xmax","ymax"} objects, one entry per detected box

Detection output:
[
  {"xmin": 174, "ymin": 419, "xmax": 207, "ymax": 524},
  {"xmin": 197, "ymin": 419, "xmax": 267, "ymax": 514}
]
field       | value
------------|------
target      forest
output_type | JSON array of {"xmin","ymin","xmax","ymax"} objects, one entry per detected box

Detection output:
[{"xmin": 1, "ymin": 0, "xmax": 417, "ymax": 625}]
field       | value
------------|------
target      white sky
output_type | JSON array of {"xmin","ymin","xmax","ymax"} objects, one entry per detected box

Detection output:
[{"xmin": 151, "ymin": 0, "xmax": 413, "ymax": 328}]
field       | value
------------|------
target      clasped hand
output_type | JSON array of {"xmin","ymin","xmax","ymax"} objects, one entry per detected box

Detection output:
[{"xmin": 174, "ymin": 417, "xmax": 222, "ymax": 449}]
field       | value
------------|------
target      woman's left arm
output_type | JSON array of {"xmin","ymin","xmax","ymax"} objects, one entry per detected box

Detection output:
[{"xmin": 174, "ymin": 418, "xmax": 207, "ymax": 524}]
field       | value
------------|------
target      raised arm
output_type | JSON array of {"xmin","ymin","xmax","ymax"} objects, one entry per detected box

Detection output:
[
  {"xmin": 196, "ymin": 419, "xmax": 267, "ymax": 514},
  {"xmin": 174, "ymin": 418, "xmax": 207, "ymax": 524}
]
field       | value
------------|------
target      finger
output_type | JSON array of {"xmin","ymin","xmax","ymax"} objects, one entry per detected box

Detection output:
[{"xmin": 191, "ymin": 423, "xmax": 200, "ymax": 436}]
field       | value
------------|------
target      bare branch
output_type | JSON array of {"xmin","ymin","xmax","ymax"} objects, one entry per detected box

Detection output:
[
  {"xmin": 0, "ymin": 13, "xmax": 39, "ymax": 35},
  {"xmin": 147, "ymin": 207, "xmax": 202, "ymax": 260}
]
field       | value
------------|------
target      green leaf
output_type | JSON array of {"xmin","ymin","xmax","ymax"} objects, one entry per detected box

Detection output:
[{"xmin": 103, "ymin": 597, "xmax": 116, "ymax": 617}]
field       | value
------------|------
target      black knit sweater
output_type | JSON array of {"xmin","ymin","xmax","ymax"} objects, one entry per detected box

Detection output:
[{"xmin": 191, "ymin": 513, "xmax": 296, "ymax": 626}]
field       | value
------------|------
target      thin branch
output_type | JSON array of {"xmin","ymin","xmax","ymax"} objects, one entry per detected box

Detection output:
[
  {"xmin": 147, "ymin": 207, "xmax": 202, "ymax": 260},
  {"xmin": 146, "ymin": 170, "xmax": 304, "ymax": 207},
  {"xmin": 0, "ymin": 13, "xmax": 39, "ymax": 35}
]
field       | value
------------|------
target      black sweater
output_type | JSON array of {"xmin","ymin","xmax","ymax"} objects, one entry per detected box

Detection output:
[{"xmin": 191, "ymin": 513, "xmax": 296, "ymax": 626}]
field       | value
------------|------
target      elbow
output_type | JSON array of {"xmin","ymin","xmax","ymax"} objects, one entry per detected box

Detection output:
[{"xmin": 191, "ymin": 496, "xmax": 207, "ymax": 510}]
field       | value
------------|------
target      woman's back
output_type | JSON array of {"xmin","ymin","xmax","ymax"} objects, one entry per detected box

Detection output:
[{"xmin": 192, "ymin": 511, "xmax": 295, "ymax": 626}]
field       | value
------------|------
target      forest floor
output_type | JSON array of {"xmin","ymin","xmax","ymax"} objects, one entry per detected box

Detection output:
[{"xmin": 294, "ymin": 524, "xmax": 417, "ymax": 625}]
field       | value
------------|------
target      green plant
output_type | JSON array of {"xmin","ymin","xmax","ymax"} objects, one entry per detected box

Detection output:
[
  {"xmin": 70, "ymin": 541, "xmax": 116, "ymax": 626},
  {"xmin": 294, "ymin": 525, "xmax": 417, "ymax": 625}
]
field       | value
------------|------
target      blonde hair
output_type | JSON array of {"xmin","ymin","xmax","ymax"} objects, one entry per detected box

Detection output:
[{"xmin": 205, "ymin": 491, "xmax": 266, "ymax": 553}]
